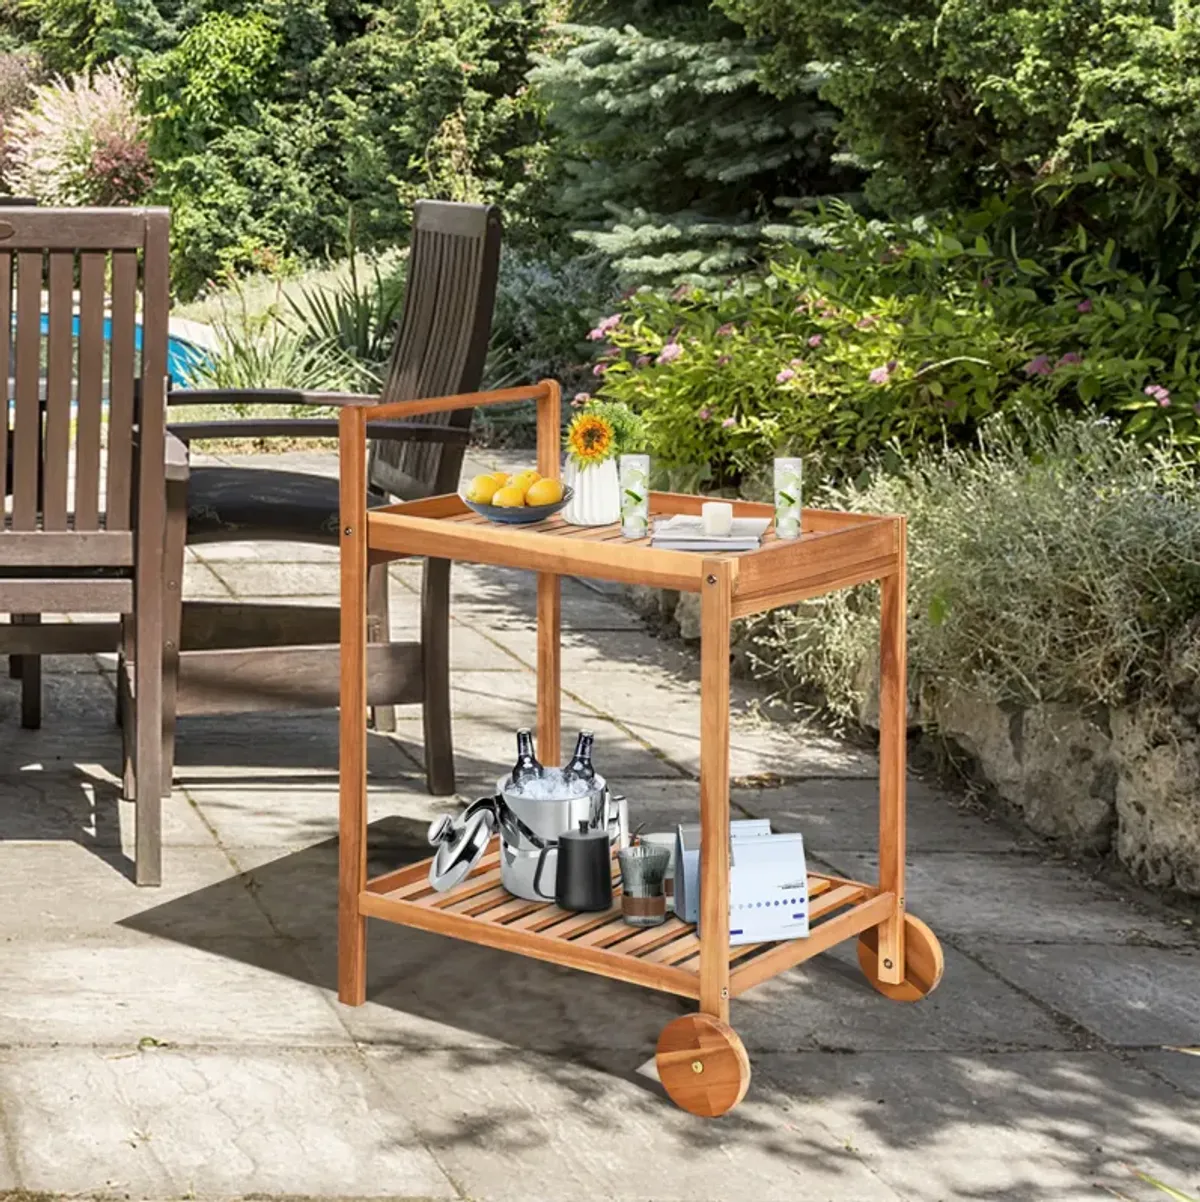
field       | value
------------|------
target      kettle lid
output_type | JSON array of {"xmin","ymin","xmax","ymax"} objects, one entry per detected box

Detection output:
[
  {"xmin": 427, "ymin": 799, "xmax": 495, "ymax": 892},
  {"xmin": 560, "ymin": 818, "xmax": 605, "ymax": 842}
]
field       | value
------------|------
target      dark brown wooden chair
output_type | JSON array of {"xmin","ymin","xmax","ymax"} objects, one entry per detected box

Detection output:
[
  {"xmin": 0, "ymin": 206, "xmax": 175, "ymax": 886},
  {"xmin": 159, "ymin": 200, "xmax": 502, "ymax": 796}
]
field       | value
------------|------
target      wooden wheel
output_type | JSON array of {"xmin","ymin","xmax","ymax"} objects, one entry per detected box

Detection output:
[
  {"xmin": 858, "ymin": 913, "xmax": 944, "ymax": 1002},
  {"xmin": 656, "ymin": 1014, "xmax": 751, "ymax": 1117}
]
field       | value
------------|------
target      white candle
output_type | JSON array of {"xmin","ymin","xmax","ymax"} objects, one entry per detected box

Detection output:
[{"xmin": 702, "ymin": 501, "xmax": 733, "ymax": 537}]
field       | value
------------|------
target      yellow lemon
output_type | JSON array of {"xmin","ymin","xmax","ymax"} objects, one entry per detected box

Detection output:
[
  {"xmin": 511, "ymin": 468, "xmax": 541, "ymax": 495},
  {"xmin": 466, "ymin": 474, "xmax": 500, "ymax": 504},
  {"xmin": 489, "ymin": 471, "xmax": 511, "ymax": 487},
  {"xmin": 491, "ymin": 484, "xmax": 527, "ymax": 508},
  {"xmin": 525, "ymin": 478, "xmax": 564, "ymax": 507}
]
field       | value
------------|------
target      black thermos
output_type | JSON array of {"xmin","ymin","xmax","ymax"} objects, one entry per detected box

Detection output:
[{"xmin": 555, "ymin": 820, "xmax": 612, "ymax": 912}]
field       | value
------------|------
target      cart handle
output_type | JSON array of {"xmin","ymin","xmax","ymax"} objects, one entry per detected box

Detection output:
[{"xmin": 337, "ymin": 379, "xmax": 562, "ymax": 484}]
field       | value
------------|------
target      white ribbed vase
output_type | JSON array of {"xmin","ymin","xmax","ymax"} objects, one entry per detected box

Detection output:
[{"xmin": 562, "ymin": 458, "xmax": 620, "ymax": 526}]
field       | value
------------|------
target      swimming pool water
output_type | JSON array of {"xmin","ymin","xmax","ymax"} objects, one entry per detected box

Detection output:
[{"xmin": 37, "ymin": 313, "xmax": 209, "ymax": 386}]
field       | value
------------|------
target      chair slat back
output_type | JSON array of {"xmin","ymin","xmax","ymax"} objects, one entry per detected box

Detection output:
[
  {"xmin": 0, "ymin": 208, "xmax": 169, "ymax": 546},
  {"xmin": 368, "ymin": 201, "xmax": 501, "ymax": 500}
]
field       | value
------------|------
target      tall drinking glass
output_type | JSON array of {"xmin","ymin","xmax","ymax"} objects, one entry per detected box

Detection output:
[
  {"xmin": 619, "ymin": 454, "xmax": 650, "ymax": 539},
  {"xmin": 774, "ymin": 457, "xmax": 802, "ymax": 540}
]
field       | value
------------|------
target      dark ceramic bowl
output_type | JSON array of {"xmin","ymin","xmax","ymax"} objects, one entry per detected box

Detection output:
[{"xmin": 462, "ymin": 485, "xmax": 573, "ymax": 525}]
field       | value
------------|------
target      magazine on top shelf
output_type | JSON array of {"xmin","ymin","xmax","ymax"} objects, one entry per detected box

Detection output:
[{"xmin": 649, "ymin": 514, "xmax": 772, "ymax": 552}]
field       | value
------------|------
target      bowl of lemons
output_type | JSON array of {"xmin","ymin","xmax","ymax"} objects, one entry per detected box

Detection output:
[{"xmin": 462, "ymin": 469, "xmax": 572, "ymax": 525}]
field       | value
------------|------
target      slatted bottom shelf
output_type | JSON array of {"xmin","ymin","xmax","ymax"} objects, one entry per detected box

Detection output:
[{"xmin": 360, "ymin": 843, "xmax": 895, "ymax": 1001}]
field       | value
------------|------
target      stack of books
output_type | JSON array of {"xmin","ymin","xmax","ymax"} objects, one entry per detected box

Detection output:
[{"xmin": 649, "ymin": 514, "xmax": 771, "ymax": 552}]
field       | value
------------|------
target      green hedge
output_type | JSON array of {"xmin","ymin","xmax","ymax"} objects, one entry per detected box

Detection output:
[
  {"xmin": 592, "ymin": 204, "xmax": 1200, "ymax": 488},
  {"xmin": 748, "ymin": 413, "xmax": 1200, "ymax": 724}
]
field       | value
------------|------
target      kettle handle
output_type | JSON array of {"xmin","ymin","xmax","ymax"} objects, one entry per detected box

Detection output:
[{"xmin": 532, "ymin": 846, "xmax": 556, "ymax": 901}]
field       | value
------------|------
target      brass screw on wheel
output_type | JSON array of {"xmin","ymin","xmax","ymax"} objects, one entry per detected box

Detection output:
[
  {"xmin": 857, "ymin": 914, "xmax": 945, "ymax": 1003},
  {"xmin": 656, "ymin": 1014, "xmax": 751, "ymax": 1117}
]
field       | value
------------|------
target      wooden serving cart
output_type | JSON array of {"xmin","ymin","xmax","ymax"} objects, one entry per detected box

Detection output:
[{"xmin": 337, "ymin": 380, "xmax": 944, "ymax": 1118}]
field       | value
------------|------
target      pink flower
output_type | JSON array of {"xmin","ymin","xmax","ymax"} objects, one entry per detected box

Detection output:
[
  {"xmin": 599, "ymin": 313, "xmax": 621, "ymax": 332},
  {"xmin": 980, "ymin": 277, "xmax": 993, "ymax": 289},
  {"xmin": 698, "ymin": 407, "xmax": 712, "ymax": 421},
  {"xmin": 790, "ymin": 357, "xmax": 804, "ymax": 367},
  {"xmin": 586, "ymin": 327, "xmax": 605, "ymax": 341},
  {"xmin": 572, "ymin": 391, "xmax": 590, "ymax": 407},
  {"xmin": 656, "ymin": 341, "xmax": 683, "ymax": 365},
  {"xmin": 716, "ymin": 355, "xmax": 730, "ymax": 366},
  {"xmin": 592, "ymin": 363, "xmax": 607, "ymax": 377},
  {"xmin": 868, "ymin": 365, "xmax": 890, "ymax": 385},
  {"xmin": 1023, "ymin": 355, "xmax": 1053, "ymax": 377},
  {"xmin": 1145, "ymin": 384, "xmax": 1171, "ymax": 406},
  {"xmin": 776, "ymin": 368, "xmax": 795, "ymax": 383},
  {"xmin": 716, "ymin": 323, "xmax": 736, "ymax": 336},
  {"xmin": 1077, "ymin": 299, "xmax": 1093, "ymax": 313},
  {"xmin": 670, "ymin": 283, "xmax": 690, "ymax": 301},
  {"xmin": 721, "ymin": 417, "xmax": 736, "ymax": 429},
  {"xmin": 635, "ymin": 354, "xmax": 651, "ymax": 367},
  {"xmin": 855, "ymin": 315, "xmax": 878, "ymax": 330},
  {"xmin": 1056, "ymin": 352, "xmax": 1082, "ymax": 367},
  {"xmin": 808, "ymin": 334, "xmax": 823, "ymax": 348}
]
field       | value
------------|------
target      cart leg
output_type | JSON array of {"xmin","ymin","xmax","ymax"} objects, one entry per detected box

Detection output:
[
  {"xmin": 876, "ymin": 517, "xmax": 907, "ymax": 987},
  {"xmin": 537, "ymin": 571, "xmax": 561, "ymax": 766},
  {"xmin": 698, "ymin": 561, "xmax": 733, "ymax": 1023},
  {"xmin": 338, "ymin": 411, "xmax": 368, "ymax": 1007}
]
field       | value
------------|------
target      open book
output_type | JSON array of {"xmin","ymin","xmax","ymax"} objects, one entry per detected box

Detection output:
[{"xmin": 649, "ymin": 514, "xmax": 771, "ymax": 552}]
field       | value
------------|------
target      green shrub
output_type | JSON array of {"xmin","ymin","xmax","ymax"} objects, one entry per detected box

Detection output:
[
  {"xmin": 593, "ymin": 204, "xmax": 1200, "ymax": 488},
  {"xmin": 721, "ymin": 0, "xmax": 1200, "ymax": 274},
  {"xmin": 529, "ymin": 3, "xmax": 852, "ymax": 287},
  {"xmin": 749, "ymin": 414, "xmax": 1200, "ymax": 723},
  {"xmin": 474, "ymin": 249, "xmax": 619, "ymax": 446},
  {"xmin": 286, "ymin": 254, "xmax": 408, "ymax": 385},
  {"xmin": 192, "ymin": 317, "xmax": 361, "ymax": 398}
]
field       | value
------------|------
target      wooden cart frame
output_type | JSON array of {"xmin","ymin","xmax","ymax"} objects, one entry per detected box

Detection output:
[{"xmin": 337, "ymin": 380, "xmax": 943, "ymax": 1117}]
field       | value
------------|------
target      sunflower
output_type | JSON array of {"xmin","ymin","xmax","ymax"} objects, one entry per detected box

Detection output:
[{"xmin": 566, "ymin": 412, "xmax": 615, "ymax": 466}]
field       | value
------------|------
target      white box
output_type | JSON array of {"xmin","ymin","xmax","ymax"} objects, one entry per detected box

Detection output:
[
  {"xmin": 675, "ymin": 821, "xmax": 809, "ymax": 944},
  {"xmin": 726, "ymin": 831, "xmax": 808, "ymax": 945}
]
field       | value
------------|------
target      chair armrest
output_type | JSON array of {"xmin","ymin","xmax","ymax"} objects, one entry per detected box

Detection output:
[
  {"xmin": 164, "ymin": 430, "xmax": 190, "ymax": 483},
  {"xmin": 167, "ymin": 419, "xmax": 471, "ymax": 445},
  {"xmin": 168, "ymin": 387, "xmax": 381, "ymax": 409}
]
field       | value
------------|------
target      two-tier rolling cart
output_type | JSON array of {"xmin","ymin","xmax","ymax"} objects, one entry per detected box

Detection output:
[{"xmin": 337, "ymin": 380, "xmax": 943, "ymax": 1117}]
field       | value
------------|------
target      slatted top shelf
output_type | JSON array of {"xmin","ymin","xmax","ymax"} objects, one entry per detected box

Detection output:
[
  {"xmin": 367, "ymin": 490, "xmax": 903, "ymax": 616},
  {"xmin": 357, "ymin": 842, "xmax": 876, "ymax": 1002}
]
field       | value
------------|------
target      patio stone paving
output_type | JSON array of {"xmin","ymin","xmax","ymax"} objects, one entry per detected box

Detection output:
[{"xmin": 0, "ymin": 448, "xmax": 1197, "ymax": 1200}]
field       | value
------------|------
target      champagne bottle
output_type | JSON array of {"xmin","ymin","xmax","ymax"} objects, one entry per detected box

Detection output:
[
  {"xmin": 510, "ymin": 728, "xmax": 544, "ymax": 787},
  {"xmin": 564, "ymin": 730, "xmax": 596, "ymax": 783}
]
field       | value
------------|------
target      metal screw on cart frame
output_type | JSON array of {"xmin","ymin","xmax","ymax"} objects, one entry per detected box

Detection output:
[
  {"xmin": 883, "ymin": 958, "xmax": 894, "ymax": 970},
  {"xmin": 691, "ymin": 1060, "xmax": 704, "ymax": 1074},
  {"xmin": 344, "ymin": 526, "xmax": 352, "ymax": 536},
  {"xmin": 706, "ymin": 574, "xmax": 717, "ymax": 585},
  {"xmin": 721, "ymin": 987, "xmax": 729, "ymax": 999}
]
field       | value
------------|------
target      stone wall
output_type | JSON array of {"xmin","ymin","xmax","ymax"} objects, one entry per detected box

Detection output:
[
  {"xmin": 626, "ymin": 585, "xmax": 1200, "ymax": 897},
  {"xmin": 924, "ymin": 688, "xmax": 1200, "ymax": 895}
]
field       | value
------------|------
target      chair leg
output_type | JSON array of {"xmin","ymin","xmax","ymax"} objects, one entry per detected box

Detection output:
[
  {"xmin": 160, "ymin": 478, "xmax": 187, "ymax": 795},
  {"xmin": 15, "ymin": 614, "xmax": 41, "ymax": 729},
  {"xmin": 421, "ymin": 557, "xmax": 455, "ymax": 796},
  {"xmin": 116, "ymin": 616, "xmax": 135, "ymax": 801},
  {"xmin": 367, "ymin": 561, "xmax": 395, "ymax": 733},
  {"xmin": 133, "ymin": 561, "xmax": 164, "ymax": 888}
]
